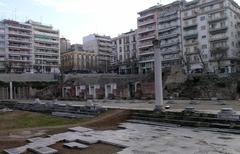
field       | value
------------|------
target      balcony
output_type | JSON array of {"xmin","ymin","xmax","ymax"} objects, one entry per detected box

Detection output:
[
  {"xmin": 7, "ymin": 25, "xmax": 32, "ymax": 31},
  {"xmin": 9, "ymin": 45, "xmax": 32, "ymax": 50},
  {"xmin": 8, "ymin": 37, "xmax": 32, "ymax": 44},
  {"xmin": 34, "ymin": 44, "xmax": 59, "ymax": 50},
  {"xmin": 8, "ymin": 31, "xmax": 32, "ymax": 37},
  {"xmin": 34, "ymin": 38, "xmax": 58, "ymax": 44},
  {"xmin": 8, "ymin": 58, "xmax": 32, "ymax": 63},
  {"xmin": 184, "ymin": 40, "xmax": 198, "ymax": 46},
  {"xmin": 210, "ymin": 45, "xmax": 229, "ymax": 51},
  {"xmin": 138, "ymin": 35, "xmax": 155, "ymax": 42},
  {"xmin": 34, "ymin": 31, "xmax": 59, "ymax": 38},
  {"xmin": 184, "ymin": 30, "xmax": 198, "ymax": 39},
  {"xmin": 158, "ymin": 16, "xmax": 178, "ymax": 23},
  {"xmin": 183, "ymin": 22, "xmax": 197, "ymax": 29},
  {"xmin": 159, "ymin": 32, "xmax": 178, "ymax": 40},
  {"xmin": 183, "ymin": 12, "xmax": 198, "ymax": 20},
  {"xmin": 161, "ymin": 47, "xmax": 180, "ymax": 55},
  {"xmin": 209, "ymin": 26, "xmax": 228, "ymax": 34},
  {"xmin": 138, "ymin": 51, "xmax": 154, "ymax": 56},
  {"xmin": 138, "ymin": 19, "xmax": 155, "ymax": 27},
  {"xmin": 138, "ymin": 13, "xmax": 155, "ymax": 20},
  {"xmin": 8, "ymin": 51, "xmax": 32, "ymax": 56},
  {"xmin": 158, "ymin": 26, "xmax": 178, "ymax": 33},
  {"xmin": 208, "ymin": 15, "xmax": 227, "ymax": 23},
  {"xmin": 138, "ymin": 27, "xmax": 155, "ymax": 34},
  {"xmin": 138, "ymin": 41, "xmax": 153, "ymax": 49},
  {"xmin": 160, "ymin": 40, "xmax": 180, "ymax": 48},
  {"xmin": 209, "ymin": 35, "xmax": 228, "ymax": 42}
]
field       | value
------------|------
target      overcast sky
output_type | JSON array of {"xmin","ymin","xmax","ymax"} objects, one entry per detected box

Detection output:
[{"xmin": 0, "ymin": 0, "xmax": 240, "ymax": 43}]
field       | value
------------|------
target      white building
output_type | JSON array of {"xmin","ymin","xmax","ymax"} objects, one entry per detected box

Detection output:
[
  {"xmin": 83, "ymin": 34, "xmax": 113, "ymax": 72},
  {"xmin": 0, "ymin": 20, "xmax": 34, "ymax": 73},
  {"xmin": 27, "ymin": 20, "xmax": 60, "ymax": 73},
  {"xmin": 158, "ymin": 1, "xmax": 184, "ymax": 68},
  {"xmin": 181, "ymin": 0, "xmax": 240, "ymax": 74},
  {"xmin": 137, "ymin": 5, "xmax": 159, "ymax": 74},
  {"xmin": 60, "ymin": 37, "xmax": 71, "ymax": 53},
  {"xmin": 112, "ymin": 30, "xmax": 138, "ymax": 74}
]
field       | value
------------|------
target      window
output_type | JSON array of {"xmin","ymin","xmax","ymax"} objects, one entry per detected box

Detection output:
[
  {"xmin": 200, "ymin": 16, "xmax": 205, "ymax": 21},
  {"xmin": 202, "ymin": 44, "xmax": 207, "ymax": 49},
  {"xmin": 201, "ymin": 26, "xmax": 206, "ymax": 30},
  {"xmin": 202, "ymin": 35, "xmax": 206, "ymax": 39}
]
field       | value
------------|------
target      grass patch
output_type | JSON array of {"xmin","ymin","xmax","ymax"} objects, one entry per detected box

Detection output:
[{"xmin": 0, "ymin": 111, "xmax": 88, "ymax": 130}]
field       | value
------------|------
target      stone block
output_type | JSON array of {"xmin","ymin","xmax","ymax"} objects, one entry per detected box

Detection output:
[
  {"xmin": 63, "ymin": 142, "xmax": 88, "ymax": 149},
  {"xmin": 68, "ymin": 126, "xmax": 93, "ymax": 133},
  {"xmin": 29, "ymin": 147, "xmax": 58, "ymax": 154}
]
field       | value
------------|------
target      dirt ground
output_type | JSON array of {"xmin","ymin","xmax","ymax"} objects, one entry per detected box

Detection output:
[{"xmin": 0, "ymin": 109, "xmax": 131, "ymax": 153}]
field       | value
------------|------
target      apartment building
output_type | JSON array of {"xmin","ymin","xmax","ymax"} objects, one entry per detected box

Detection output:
[
  {"xmin": 137, "ymin": 5, "xmax": 159, "ymax": 74},
  {"xmin": 0, "ymin": 20, "xmax": 33, "ymax": 73},
  {"xmin": 60, "ymin": 37, "xmax": 71, "ymax": 53},
  {"xmin": 181, "ymin": 0, "xmax": 240, "ymax": 73},
  {"xmin": 83, "ymin": 34, "xmax": 113, "ymax": 72},
  {"xmin": 27, "ymin": 20, "xmax": 60, "ymax": 73},
  {"xmin": 158, "ymin": 1, "xmax": 184, "ymax": 68},
  {"xmin": 61, "ymin": 50, "xmax": 97, "ymax": 73},
  {"xmin": 112, "ymin": 30, "xmax": 138, "ymax": 74}
]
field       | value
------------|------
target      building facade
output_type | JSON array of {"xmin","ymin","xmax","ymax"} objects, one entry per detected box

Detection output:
[
  {"xmin": 0, "ymin": 20, "xmax": 34, "ymax": 73},
  {"xmin": 61, "ymin": 50, "xmax": 97, "ymax": 73},
  {"xmin": 112, "ymin": 30, "xmax": 138, "ymax": 74},
  {"xmin": 137, "ymin": 0, "xmax": 240, "ymax": 74},
  {"xmin": 137, "ymin": 5, "xmax": 159, "ymax": 74},
  {"xmin": 0, "ymin": 19, "xmax": 60, "ymax": 74},
  {"xmin": 83, "ymin": 34, "xmax": 113, "ymax": 73},
  {"xmin": 181, "ymin": 0, "xmax": 240, "ymax": 74},
  {"xmin": 158, "ymin": 1, "xmax": 184, "ymax": 68},
  {"xmin": 60, "ymin": 37, "xmax": 71, "ymax": 53},
  {"xmin": 27, "ymin": 20, "xmax": 60, "ymax": 73}
]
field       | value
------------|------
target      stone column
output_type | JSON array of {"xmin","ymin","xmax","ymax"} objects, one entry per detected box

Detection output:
[
  {"xmin": 9, "ymin": 82, "xmax": 13, "ymax": 100},
  {"xmin": 153, "ymin": 40, "xmax": 164, "ymax": 111}
]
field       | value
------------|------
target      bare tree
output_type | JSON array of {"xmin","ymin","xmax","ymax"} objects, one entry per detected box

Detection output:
[
  {"xmin": 195, "ymin": 48, "xmax": 208, "ymax": 74},
  {"xmin": 180, "ymin": 53, "xmax": 191, "ymax": 75},
  {"xmin": 4, "ymin": 61, "xmax": 12, "ymax": 73},
  {"xmin": 210, "ymin": 47, "xmax": 227, "ymax": 73}
]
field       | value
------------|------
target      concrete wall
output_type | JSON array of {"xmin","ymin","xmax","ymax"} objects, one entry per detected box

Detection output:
[{"xmin": 0, "ymin": 73, "xmax": 57, "ymax": 82}]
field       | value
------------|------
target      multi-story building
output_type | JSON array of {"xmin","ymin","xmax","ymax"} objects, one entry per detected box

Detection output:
[
  {"xmin": 112, "ymin": 30, "xmax": 138, "ymax": 74},
  {"xmin": 61, "ymin": 50, "xmax": 97, "ymax": 73},
  {"xmin": 137, "ymin": 5, "xmax": 159, "ymax": 74},
  {"xmin": 137, "ymin": 1, "xmax": 185, "ymax": 74},
  {"xmin": 158, "ymin": 1, "xmax": 184, "ymax": 68},
  {"xmin": 60, "ymin": 37, "xmax": 71, "ymax": 53},
  {"xmin": 181, "ymin": 0, "xmax": 240, "ymax": 73},
  {"xmin": 0, "ymin": 20, "xmax": 33, "ymax": 73},
  {"xmin": 27, "ymin": 20, "xmax": 60, "ymax": 73},
  {"xmin": 70, "ymin": 44, "xmax": 83, "ymax": 52},
  {"xmin": 83, "ymin": 34, "xmax": 113, "ymax": 73}
]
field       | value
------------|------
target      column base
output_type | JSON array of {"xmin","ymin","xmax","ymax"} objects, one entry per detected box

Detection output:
[{"xmin": 154, "ymin": 105, "xmax": 164, "ymax": 112}]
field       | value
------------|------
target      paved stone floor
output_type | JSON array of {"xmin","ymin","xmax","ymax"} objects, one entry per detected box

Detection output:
[{"xmin": 4, "ymin": 121, "xmax": 240, "ymax": 154}]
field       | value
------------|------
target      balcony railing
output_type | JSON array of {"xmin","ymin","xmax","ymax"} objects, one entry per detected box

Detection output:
[
  {"xmin": 8, "ymin": 31, "xmax": 32, "ymax": 37},
  {"xmin": 138, "ymin": 19, "xmax": 155, "ymax": 27},
  {"xmin": 138, "ymin": 41, "xmax": 153, "ymax": 49},
  {"xmin": 138, "ymin": 35, "xmax": 155, "ymax": 41},
  {"xmin": 138, "ymin": 27, "xmax": 155, "ymax": 34},
  {"xmin": 183, "ymin": 22, "xmax": 197, "ymax": 29},
  {"xmin": 184, "ymin": 30, "xmax": 198, "ymax": 39},
  {"xmin": 209, "ymin": 35, "xmax": 228, "ymax": 42},
  {"xmin": 208, "ymin": 14, "xmax": 227, "ymax": 23},
  {"xmin": 209, "ymin": 26, "xmax": 228, "ymax": 33},
  {"xmin": 158, "ymin": 16, "xmax": 178, "ymax": 23}
]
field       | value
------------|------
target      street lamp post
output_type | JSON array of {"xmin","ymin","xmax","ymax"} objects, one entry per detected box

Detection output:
[{"xmin": 153, "ymin": 39, "xmax": 164, "ymax": 111}]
